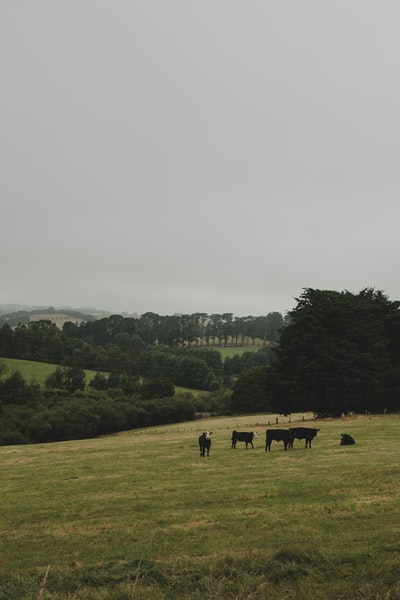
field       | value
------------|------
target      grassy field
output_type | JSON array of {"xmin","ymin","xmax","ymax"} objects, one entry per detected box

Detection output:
[
  {"xmin": 0, "ymin": 357, "xmax": 102, "ymax": 387},
  {"xmin": 213, "ymin": 344, "xmax": 264, "ymax": 359},
  {"xmin": 1, "ymin": 413, "xmax": 400, "ymax": 599}
]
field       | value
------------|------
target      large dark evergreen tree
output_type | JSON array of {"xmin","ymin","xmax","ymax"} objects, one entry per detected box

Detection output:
[{"xmin": 270, "ymin": 288, "xmax": 400, "ymax": 416}]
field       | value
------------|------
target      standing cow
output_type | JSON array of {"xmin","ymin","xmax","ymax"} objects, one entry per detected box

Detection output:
[
  {"xmin": 231, "ymin": 431, "xmax": 258, "ymax": 449},
  {"xmin": 199, "ymin": 431, "xmax": 212, "ymax": 457},
  {"xmin": 265, "ymin": 429, "xmax": 294, "ymax": 451},
  {"xmin": 289, "ymin": 427, "xmax": 320, "ymax": 448}
]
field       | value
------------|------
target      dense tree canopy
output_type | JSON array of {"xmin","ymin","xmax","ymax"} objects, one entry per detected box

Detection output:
[
  {"xmin": 230, "ymin": 366, "xmax": 273, "ymax": 413},
  {"xmin": 0, "ymin": 369, "xmax": 197, "ymax": 445},
  {"xmin": 270, "ymin": 288, "xmax": 400, "ymax": 416},
  {"xmin": 0, "ymin": 310, "xmax": 281, "ymax": 394},
  {"xmin": 0, "ymin": 308, "xmax": 284, "ymax": 445}
]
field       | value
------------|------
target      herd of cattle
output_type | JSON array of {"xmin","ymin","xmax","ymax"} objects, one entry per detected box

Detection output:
[{"xmin": 198, "ymin": 428, "xmax": 355, "ymax": 456}]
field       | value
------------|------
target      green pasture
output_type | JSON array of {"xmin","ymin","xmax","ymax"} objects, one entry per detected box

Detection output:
[
  {"xmin": 174, "ymin": 385, "xmax": 204, "ymax": 398},
  {"xmin": 1, "ymin": 413, "xmax": 400, "ymax": 599},
  {"xmin": 0, "ymin": 357, "xmax": 101, "ymax": 387},
  {"xmin": 213, "ymin": 344, "xmax": 263, "ymax": 359}
]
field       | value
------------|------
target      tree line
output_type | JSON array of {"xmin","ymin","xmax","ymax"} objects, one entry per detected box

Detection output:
[
  {"xmin": 0, "ymin": 311, "xmax": 283, "ymax": 377},
  {"xmin": 0, "ymin": 315, "xmax": 276, "ymax": 445},
  {"xmin": 0, "ymin": 370, "xmax": 199, "ymax": 445},
  {"xmin": 0, "ymin": 360, "xmax": 237, "ymax": 445},
  {"xmin": 231, "ymin": 288, "xmax": 400, "ymax": 417}
]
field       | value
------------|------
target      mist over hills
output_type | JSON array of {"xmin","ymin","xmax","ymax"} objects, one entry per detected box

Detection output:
[
  {"xmin": 0, "ymin": 304, "xmax": 112, "ymax": 318},
  {"xmin": 0, "ymin": 304, "xmax": 114, "ymax": 327}
]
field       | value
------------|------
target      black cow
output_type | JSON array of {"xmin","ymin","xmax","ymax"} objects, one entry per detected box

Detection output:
[
  {"xmin": 199, "ymin": 431, "xmax": 212, "ymax": 457},
  {"xmin": 265, "ymin": 429, "xmax": 294, "ymax": 451},
  {"xmin": 340, "ymin": 433, "xmax": 355, "ymax": 445},
  {"xmin": 231, "ymin": 430, "xmax": 258, "ymax": 449},
  {"xmin": 289, "ymin": 427, "xmax": 320, "ymax": 448}
]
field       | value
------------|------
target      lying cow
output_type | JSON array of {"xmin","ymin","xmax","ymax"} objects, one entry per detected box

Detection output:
[
  {"xmin": 340, "ymin": 433, "xmax": 355, "ymax": 445},
  {"xmin": 199, "ymin": 431, "xmax": 212, "ymax": 457},
  {"xmin": 289, "ymin": 427, "xmax": 320, "ymax": 448},
  {"xmin": 265, "ymin": 429, "xmax": 294, "ymax": 451},
  {"xmin": 231, "ymin": 430, "xmax": 258, "ymax": 449}
]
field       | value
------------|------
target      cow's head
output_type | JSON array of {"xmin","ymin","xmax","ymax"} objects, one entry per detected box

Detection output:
[
  {"xmin": 203, "ymin": 431, "xmax": 212, "ymax": 439},
  {"xmin": 253, "ymin": 432, "xmax": 258, "ymax": 437}
]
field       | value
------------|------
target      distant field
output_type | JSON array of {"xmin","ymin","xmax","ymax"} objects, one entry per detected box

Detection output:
[
  {"xmin": 0, "ymin": 357, "xmax": 101, "ymax": 386},
  {"xmin": 1, "ymin": 413, "xmax": 400, "ymax": 599},
  {"xmin": 174, "ymin": 385, "xmax": 205, "ymax": 398},
  {"xmin": 211, "ymin": 344, "xmax": 264, "ymax": 359}
]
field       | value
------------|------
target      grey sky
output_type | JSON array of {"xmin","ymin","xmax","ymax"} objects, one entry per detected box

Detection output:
[{"xmin": 1, "ymin": 1, "xmax": 399, "ymax": 317}]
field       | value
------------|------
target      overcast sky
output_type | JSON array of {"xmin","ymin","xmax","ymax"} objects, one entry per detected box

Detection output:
[{"xmin": 1, "ymin": 1, "xmax": 399, "ymax": 317}]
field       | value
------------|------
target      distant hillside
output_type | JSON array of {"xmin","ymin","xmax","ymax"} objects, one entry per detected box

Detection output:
[
  {"xmin": 0, "ymin": 303, "xmax": 40, "ymax": 315},
  {"xmin": 0, "ymin": 304, "xmax": 144, "ymax": 328},
  {"xmin": 0, "ymin": 305, "xmax": 104, "ymax": 327},
  {"xmin": 0, "ymin": 303, "xmax": 111, "ymax": 317},
  {"xmin": 28, "ymin": 313, "xmax": 86, "ymax": 328}
]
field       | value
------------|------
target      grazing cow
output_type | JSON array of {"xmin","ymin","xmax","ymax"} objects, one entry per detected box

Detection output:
[
  {"xmin": 340, "ymin": 433, "xmax": 355, "ymax": 445},
  {"xmin": 231, "ymin": 430, "xmax": 258, "ymax": 449},
  {"xmin": 199, "ymin": 431, "xmax": 212, "ymax": 457},
  {"xmin": 289, "ymin": 427, "xmax": 320, "ymax": 448},
  {"xmin": 265, "ymin": 429, "xmax": 294, "ymax": 451}
]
